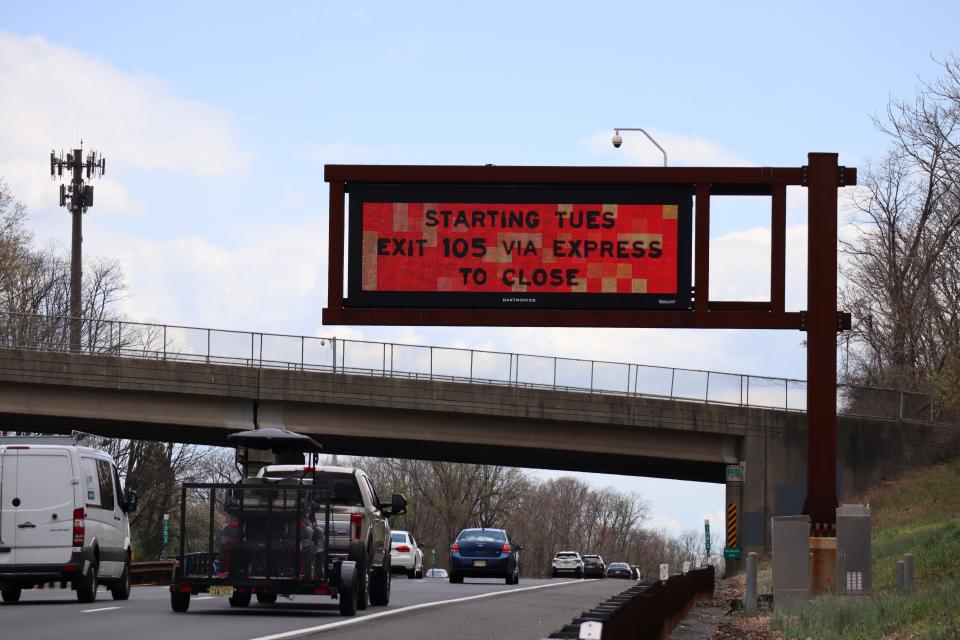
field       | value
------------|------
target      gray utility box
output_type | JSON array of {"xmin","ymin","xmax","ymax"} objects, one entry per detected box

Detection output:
[
  {"xmin": 836, "ymin": 504, "xmax": 871, "ymax": 596},
  {"xmin": 772, "ymin": 515, "xmax": 810, "ymax": 610}
]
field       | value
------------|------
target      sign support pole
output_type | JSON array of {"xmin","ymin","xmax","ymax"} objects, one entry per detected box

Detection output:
[{"xmin": 803, "ymin": 152, "xmax": 841, "ymax": 594}]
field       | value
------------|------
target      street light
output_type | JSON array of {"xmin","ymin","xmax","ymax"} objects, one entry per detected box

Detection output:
[{"xmin": 611, "ymin": 127, "xmax": 668, "ymax": 166}]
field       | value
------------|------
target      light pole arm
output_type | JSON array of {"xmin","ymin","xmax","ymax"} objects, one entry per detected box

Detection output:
[{"xmin": 614, "ymin": 128, "xmax": 668, "ymax": 166}]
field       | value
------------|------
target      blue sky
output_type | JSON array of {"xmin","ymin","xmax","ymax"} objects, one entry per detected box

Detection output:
[{"xmin": 2, "ymin": 1, "xmax": 957, "ymax": 537}]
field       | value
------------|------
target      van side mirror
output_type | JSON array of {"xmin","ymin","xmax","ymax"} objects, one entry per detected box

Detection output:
[{"xmin": 124, "ymin": 489, "xmax": 138, "ymax": 513}]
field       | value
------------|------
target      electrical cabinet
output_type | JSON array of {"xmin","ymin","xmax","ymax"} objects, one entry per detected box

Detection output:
[
  {"xmin": 772, "ymin": 515, "xmax": 810, "ymax": 610},
  {"xmin": 836, "ymin": 504, "xmax": 871, "ymax": 596}
]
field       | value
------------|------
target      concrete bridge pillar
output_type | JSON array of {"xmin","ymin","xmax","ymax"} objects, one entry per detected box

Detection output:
[{"xmin": 724, "ymin": 469, "xmax": 743, "ymax": 577}]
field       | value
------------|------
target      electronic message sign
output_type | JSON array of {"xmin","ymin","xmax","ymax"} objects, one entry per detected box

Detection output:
[{"xmin": 347, "ymin": 185, "xmax": 692, "ymax": 310}]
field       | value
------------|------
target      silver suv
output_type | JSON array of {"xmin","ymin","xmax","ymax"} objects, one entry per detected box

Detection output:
[
  {"xmin": 258, "ymin": 465, "xmax": 407, "ymax": 609},
  {"xmin": 551, "ymin": 551, "xmax": 584, "ymax": 578}
]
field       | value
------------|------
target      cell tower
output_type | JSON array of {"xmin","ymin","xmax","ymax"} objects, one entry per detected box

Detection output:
[{"xmin": 50, "ymin": 144, "xmax": 106, "ymax": 351}]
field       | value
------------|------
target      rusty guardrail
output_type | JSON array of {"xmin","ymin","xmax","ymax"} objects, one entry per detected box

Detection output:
[
  {"xmin": 546, "ymin": 566, "xmax": 715, "ymax": 640},
  {"xmin": 130, "ymin": 560, "xmax": 176, "ymax": 586}
]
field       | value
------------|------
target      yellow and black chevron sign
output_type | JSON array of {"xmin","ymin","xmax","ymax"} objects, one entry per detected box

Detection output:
[{"xmin": 726, "ymin": 502, "xmax": 738, "ymax": 548}]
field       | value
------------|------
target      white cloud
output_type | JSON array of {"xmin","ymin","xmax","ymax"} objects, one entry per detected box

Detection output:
[
  {"xmin": 583, "ymin": 129, "xmax": 751, "ymax": 167},
  {"xmin": 710, "ymin": 223, "xmax": 809, "ymax": 310},
  {"xmin": 93, "ymin": 219, "xmax": 326, "ymax": 331},
  {"xmin": 0, "ymin": 31, "xmax": 248, "ymax": 210},
  {"xmin": 701, "ymin": 510, "xmax": 725, "ymax": 529},
  {"xmin": 649, "ymin": 514, "xmax": 683, "ymax": 533}
]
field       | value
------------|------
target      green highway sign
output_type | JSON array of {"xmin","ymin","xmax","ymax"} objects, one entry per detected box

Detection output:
[
  {"xmin": 723, "ymin": 547, "xmax": 741, "ymax": 560},
  {"xmin": 725, "ymin": 464, "xmax": 744, "ymax": 483},
  {"xmin": 162, "ymin": 513, "xmax": 170, "ymax": 545}
]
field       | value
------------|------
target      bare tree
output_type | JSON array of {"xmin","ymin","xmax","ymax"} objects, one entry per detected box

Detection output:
[{"xmin": 841, "ymin": 54, "xmax": 960, "ymax": 421}]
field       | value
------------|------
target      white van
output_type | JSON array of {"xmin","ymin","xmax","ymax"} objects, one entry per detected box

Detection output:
[{"xmin": 0, "ymin": 433, "xmax": 137, "ymax": 603}]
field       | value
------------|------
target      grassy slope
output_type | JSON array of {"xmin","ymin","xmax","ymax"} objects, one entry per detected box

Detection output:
[{"xmin": 773, "ymin": 457, "xmax": 960, "ymax": 640}]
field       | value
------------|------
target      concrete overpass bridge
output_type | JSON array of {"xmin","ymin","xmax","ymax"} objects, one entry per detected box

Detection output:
[{"xmin": 0, "ymin": 313, "xmax": 956, "ymax": 556}]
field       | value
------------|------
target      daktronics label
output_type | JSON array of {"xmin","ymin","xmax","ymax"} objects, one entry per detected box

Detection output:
[{"xmin": 347, "ymin": 186, "xmax": 692, "ymax": 310}]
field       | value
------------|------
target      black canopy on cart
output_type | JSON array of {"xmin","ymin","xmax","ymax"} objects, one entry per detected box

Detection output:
[{"xmin": 227, "ymin": 427, "xmax": 323, "ymax": 453}]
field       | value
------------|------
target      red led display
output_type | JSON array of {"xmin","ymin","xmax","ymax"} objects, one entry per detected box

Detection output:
[
  {"xmin": 363, "ymin": 202, "xmax": 677, "ymax": 292},
  {"xmin": 346, "ymin": 186, "xmax": 692, "ymax": 310}
]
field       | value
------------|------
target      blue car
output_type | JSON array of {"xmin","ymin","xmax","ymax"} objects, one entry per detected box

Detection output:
[{"xmin": 449, "ymin": 528, "xmax": 522, "ymax": 585}]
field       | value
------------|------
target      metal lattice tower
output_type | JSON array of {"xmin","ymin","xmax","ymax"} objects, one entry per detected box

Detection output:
[{"xmin": 50, "ymin": 144, "xmax": 106, "ymax": 351}]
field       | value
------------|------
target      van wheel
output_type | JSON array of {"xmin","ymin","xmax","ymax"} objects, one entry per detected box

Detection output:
[
  {"xmin": 76, "ymin": 560, "xmax": 98, "ymax": 603},
  {"xmin": 256, "ymin": 593, "xmax": 277, "ymax": 604},
  {"xmin": 1, "ymin": 588, "xmax": 21, "ymax": 603},
  {"xmin": 449, "ymin": 572, "xmax": 463, "ymax": 584},
  {"xmin": 229, "ymin": 590, "xmax": 251, "ymax": 607},
  {"xmin": 170, "ymin": 591, "xmax": 190, "ymax": 612},
  {"xmin": 111, "ymin": 563, "xmax": 131, "ymax": 601}
]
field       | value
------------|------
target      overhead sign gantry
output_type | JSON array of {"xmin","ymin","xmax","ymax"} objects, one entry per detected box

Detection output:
[{"xmin": 323, "ymin": 154, "xmax": 856, "ymax": 544}]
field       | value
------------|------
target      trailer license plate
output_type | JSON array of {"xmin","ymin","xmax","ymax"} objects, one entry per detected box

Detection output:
[
  {"xmin": 473, "ymin": 560, "xmax": 486, "ymax": 567},
  {"xmin": 210, "ymin": 586, "xmax": 233, "ymax": 597}
]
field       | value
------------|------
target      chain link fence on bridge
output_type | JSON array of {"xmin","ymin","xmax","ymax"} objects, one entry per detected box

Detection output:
[{"xmin": 0, "ymin": 311, "xmax": 944, "ymax": 423}]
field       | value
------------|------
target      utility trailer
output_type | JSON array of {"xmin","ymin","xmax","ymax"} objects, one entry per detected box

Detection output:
[{"xmin": 169, "ymin": 428, "xmax": 359, "ymax": 616}]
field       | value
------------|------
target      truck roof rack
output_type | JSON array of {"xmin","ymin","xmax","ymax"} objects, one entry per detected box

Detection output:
[{"xmin": 0, "ymin": 430, "xmax": 101, "ymax": 446}]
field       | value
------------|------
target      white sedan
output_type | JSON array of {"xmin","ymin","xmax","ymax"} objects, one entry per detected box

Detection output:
[{"xmin": 390, "ymin": 530, "xmax": 424, "ymax": 579}]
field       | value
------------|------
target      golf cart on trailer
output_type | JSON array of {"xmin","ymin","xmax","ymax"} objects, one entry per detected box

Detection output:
[{"xmin": 169, "ymin": 428, "xmax": 360, "ymax": 615}]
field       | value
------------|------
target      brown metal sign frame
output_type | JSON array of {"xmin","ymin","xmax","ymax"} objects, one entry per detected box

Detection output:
[{"xmin": 324, "ymin": 152, "xmax": 856, "ymax": 526}]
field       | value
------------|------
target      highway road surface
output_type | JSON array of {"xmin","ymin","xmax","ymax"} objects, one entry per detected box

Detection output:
[{"xmin": 2, "ymin": 578, "xmax": 632, "ymax": 640}]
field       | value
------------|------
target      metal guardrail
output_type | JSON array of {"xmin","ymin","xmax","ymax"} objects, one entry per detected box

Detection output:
[
  {"xmin": 130, "ymin": 560, "xmax": 175, "ymax": 586},
  {"xmin": 0, "ymin": 311, "xmax": 939, "ymax": 422},
  {"xmin": 546, "ymin": 566, "xmax": 715, "ymax": 639}
]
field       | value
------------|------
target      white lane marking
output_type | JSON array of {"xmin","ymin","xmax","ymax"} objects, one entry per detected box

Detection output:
[
  {"xmin": 193, "ymin": 596, "xmax": 215, "ymax": 600},
  {"xmin": 81, "ymin": 606, "xmax": 121, "ymax": 613},
  {"xmin": 248, "ymin": 580, "xmax": 597, "ymax": 640}
]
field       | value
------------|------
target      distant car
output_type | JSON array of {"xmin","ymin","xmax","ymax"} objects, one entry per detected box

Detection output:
[
  {"xmin": 606, "ymin": 562, "xmax": 633, "ymax": 579},
  {"xmin": 425, "ymin": 568, "xmax": 448, "ymax": 578},
  {"xmin": 449, "ymin": 528, "xmax": 522, "ymax": 585},
  {"xmin": 551, "ymin": 551, "xmax": 584, "ymax": 579},
  {"xmin": 390, "ymin": 530, "xmax": 424, "ymax": 579},
  {"xmin": 582, "ymin": 554, "xmax": 606, "ymax": 579}
]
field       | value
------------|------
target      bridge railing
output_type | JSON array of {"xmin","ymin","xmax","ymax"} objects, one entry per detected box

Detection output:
[{"xmin": 0, "ymin": 311, "xmax": 938, "ymax": 422}]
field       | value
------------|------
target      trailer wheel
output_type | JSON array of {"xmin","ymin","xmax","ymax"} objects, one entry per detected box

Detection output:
[
  {"xmin": 256, "ymin": 593, "xmax": 277, "ymax": 604},
  {"xmin": 1, "ymin": 588, "xmax": 21, "ymax": 603},
  {"xmin": 229, "ymin": 590, "xmax": 251, "ymax": 608},
  {"xmin": 338, "ymin": 577, "xmax": 358, "ymax": 617},
  {"xmin": 170, "ymin": 591, "xmax": 190, "ymax": 612}
]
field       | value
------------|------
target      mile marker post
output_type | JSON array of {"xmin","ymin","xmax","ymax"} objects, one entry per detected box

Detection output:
[{"xmin": 162, "ymin": 513, "xmax": 170, "ymax": 557}]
